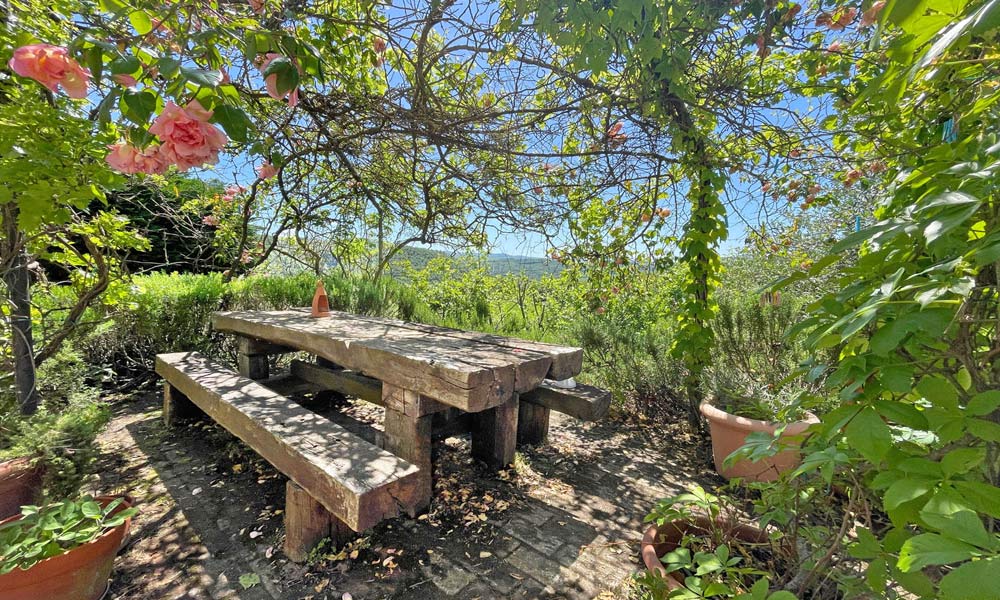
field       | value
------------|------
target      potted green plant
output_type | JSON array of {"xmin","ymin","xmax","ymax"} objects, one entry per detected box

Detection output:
[
  {"xmin": 0, "ymin": 372, "xmax": 110, "ymax": 511},
  {"xmin": 0, "ymin": 495, "xmax": 135, "ymax": 600},
  {"xmin": 699, "ymin": 395, "xmax": 818, "ymax": 483},
  {"xmin": 638, "ymin": 485, "xmax": 796, "ymax": 600},
  {"xmin": 701, "ymin": 296, "xmax": 822, "ymax": 482}
]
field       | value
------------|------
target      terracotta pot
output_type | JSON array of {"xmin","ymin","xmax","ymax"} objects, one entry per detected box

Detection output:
[
  {"xmin": 641, "ymin": 515, "xmax": 771, "ymax": 589},
  {"xmin": 700, "ymin": 402, "xmax": 818, "ymax": 482},
  {"xmin": 0, "ymin": 496, "xmax": 133, "ymax": 600},
  {"xmin": 0, "ymin": 457, "xmax": 43, "ymax": 519}
]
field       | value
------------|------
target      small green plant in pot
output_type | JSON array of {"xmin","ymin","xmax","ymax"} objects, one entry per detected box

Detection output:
[
  {"xmin": 701, "ymin": 296, "xmax": 822, "ymax": 482},
  {"xmin": 638, "ymin": 485, "xmax": 795, "ymax": 600},
  {"xmin": 0, "ymin": 495, "xmax": 135, "ymax": 600}
]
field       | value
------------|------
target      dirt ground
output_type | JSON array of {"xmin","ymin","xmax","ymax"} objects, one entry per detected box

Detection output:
[{"xmin": 90, "ymin": 386, "xmax": 720, "ymax": 600}]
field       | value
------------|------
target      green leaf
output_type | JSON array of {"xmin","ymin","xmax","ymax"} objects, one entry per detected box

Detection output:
[
  {"xmin": 158, "ymin": 57, "xmax": 181, "ymax": 78},
  {"xmin": 898, "ymin": 533, "xmax": 979, "ymax": 571},
  {"xmin": 941, "ymin": 448, "xmax": 986, "ymax": 477},
  {"xmin": 846, "ymin": 406, "xmax": 893, "ymax": 463},
  {"xmin": 210, "ymin": 105, "xmax": 253, "ymax": 144},
  {"xmin": 939, "ymin": 557, "xmax": 1000, "ymax": 600},
  {"xmin": 239, "ymin": 573, "xmax": 260, "ymax": 589},
  {"xmin": 952, "ymin": 481, "xmax": 1000, "ymax": 518},
  {"xmin": 180, "ymin": 67, "xmax": 223, "ymax": 88},
  {"xmin": 875, "ymin": 399, "xmax": 927, "ymax": 429},
  {"xmin": 128, "ymin": 10, "xmax": 153, "ymax": 35},
  {"xmin": 967, "ymin": 418, "xmax": 1000, "ymax": 442},
  {"xmin": 109, "ymin": 56, "xmax": 140, "ymax": 75},
  {"xmin": 967, "ymin": 391, "xmax": 1000, "ymax": 416},
  {"xmin": 849, "ymin": 527, "xmax": 882, "ymax": 560},
  {"xmin": 121, "ymin": 90, "xmax": 157, "ymax": 124},
  {"xmin": 917, "ymin": 376, "xmax": 959, "ymax": 409},
  {"xmin": 870, "ymin": 319, "xmax": 908, "ymax": 356},
  {"xmin": 920, "ymin": 490, "xmax": 994, "ymax": 546},
  {"xmin": 884, "ymin": 477, "xmax": 934, "ymax": 512}
]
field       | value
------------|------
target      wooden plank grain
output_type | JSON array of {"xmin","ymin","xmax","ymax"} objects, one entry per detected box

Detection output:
[
  {"xmin": 325, "ymin": 310, "xmax": 584, "ymax": 380},
  {"xmin": 519, "ymin": 382, "xmax": 611, "ymax": 421},
  {"xmin": 155, "ymin": 352, "xmax": 424, "ymax": 531},
  {"xmin": 213, "ymin": 310, "xmax": 550, "ymax": 410}
]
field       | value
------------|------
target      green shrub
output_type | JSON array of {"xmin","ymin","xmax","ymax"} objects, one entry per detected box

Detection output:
[
  {"xmin": 707, "ymin": 293, "xmax": 831, "ymax": 421},
  {"xmin": 573, "ymin": 314, "xmax": 686, "ymax": 418},
  {"xmin": 77, "ymin": 272, "xmax": 441, "ymax": 374},
  {"xmin": 0, "ymin": 348, "xmax": 110, "ymax": 500}
]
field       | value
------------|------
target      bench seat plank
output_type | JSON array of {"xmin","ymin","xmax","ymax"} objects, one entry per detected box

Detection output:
[
  {"xmin": 519, "ymin": 382, "xmax": 611, "ymax": 422},
  {"xmin": 155, "ymin": 351, "xmax": 424, "ymax": 531}
]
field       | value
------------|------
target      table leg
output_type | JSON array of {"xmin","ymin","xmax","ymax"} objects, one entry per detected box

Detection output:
[
  {"xmin": 380, "ymin": 384, "xmax": 433, "ymax": 515},
  {"xmin": 236, "ymin": 336, "xmax": 269, "ymax": 380},
  {"xmin": 472, "ymin": 393, "xmax": 519, "ymax": 470},
  {"xmin": 517, "ymin": 401, "xmax": 550, "ymax": 446}
]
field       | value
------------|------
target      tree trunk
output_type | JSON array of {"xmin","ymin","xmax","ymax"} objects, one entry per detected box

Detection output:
[{"xmin": 2, "ymin": 203, "xmax": 37, "ymax": 415}]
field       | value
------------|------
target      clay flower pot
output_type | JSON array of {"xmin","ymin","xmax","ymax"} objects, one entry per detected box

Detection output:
[
  {"xmin": 0, "ymin": 457, "xmax": 43, "ymax": 519},
  {"xmin": 641, "ymin": 515, "xmax": 771, "ymax": 589},
  {"xmin": 0, "ymin": 496, "xmax": 133, "ymax": 600},
  {"xmin": 700, "ymin": 402, "xmax": 818, "ymax": 482}
]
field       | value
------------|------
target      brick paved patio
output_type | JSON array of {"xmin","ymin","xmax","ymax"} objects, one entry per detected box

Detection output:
[{"xmin": 94, "ymin": 391, "xmax": 715, "ymax": 599}]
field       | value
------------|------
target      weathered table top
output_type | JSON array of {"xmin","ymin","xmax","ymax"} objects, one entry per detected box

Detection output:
[{"xmin": 211, "ymin": 309, "xmax": 583, "ymax": 412}]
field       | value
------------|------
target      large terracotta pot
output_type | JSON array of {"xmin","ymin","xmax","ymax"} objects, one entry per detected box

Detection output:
[
  {"xmin": 641, "ymin": 515, "xmax": 771, "ymax": 589},
  {"xmin": 0, "ymin": 457, "xmax": 43, "ymax": 519},
  {"xmin": 700, "ymin": 402, "xmax": 818, "ymax": 482},
  {"xmin": 0, "ymin": 496, "xmax": 132, "ymax": 600}
]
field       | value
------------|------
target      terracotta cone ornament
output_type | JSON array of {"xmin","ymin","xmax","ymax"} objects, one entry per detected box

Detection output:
[{"xmin": 311, "ymin": 279, "xmax": 331, "ymax": 318}]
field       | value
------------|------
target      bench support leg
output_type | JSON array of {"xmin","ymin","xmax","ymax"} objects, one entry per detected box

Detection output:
[
  {"xmin": 472, "ymin": 394, "xmax": 519, "ymax": 470},
  {"xmin": 382, "ymin": 408, "xmax": 433, "ymax": 516},
  {"xmin": 284, "ymin": 481, "xmax": 352, "ymax": 563},
  {"xmin": 163, "ymin": 383, "xmax": 201, "ymax": 426},
  {"xmin": 517, "ymin": 402, "xmax": 550, "ymax": 447}
]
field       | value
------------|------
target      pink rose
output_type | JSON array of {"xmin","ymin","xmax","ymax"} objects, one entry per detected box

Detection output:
[
  {"xmin": 112, "ymin": 74, "xmax": 138, "ymax": 88},
  {"xmin": 148, "ymin": 100, "xmax": 228, "ymax": 171},
  {"xmin": 105, "ymin": 143, "xmax": 169, "ymax": 175},
  {"xmin": 829, "ymin": 7, "xmax": 857, "ymax": 31},
  {"xmin": 259, "ymin": 53, "xmax": 300, "ymax": 107},
  {"xmin": 202, "ymin": 215, "xmax": 220, "ymax": 226},
  {"xmin": 256, "ymin": 161, "xmax": 278, "ymax": 180},
  {"xmin": 9, "ymin": 44, "xmax": 91, "ymax": 98},
  {"xmin": 861, "ymin": 1, "xmax": 886, "ymax": 27}
]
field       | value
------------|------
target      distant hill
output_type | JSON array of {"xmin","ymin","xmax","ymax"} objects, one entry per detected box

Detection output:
[
  {"xmin": 485, "ymin": 253, "xmax": 563, "ymax": 278},
  {"xmin": 390, "ymin": 246, "xmax": 562, "ymax": 279}
]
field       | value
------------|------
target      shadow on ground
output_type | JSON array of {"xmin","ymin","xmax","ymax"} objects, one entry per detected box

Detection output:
[{"xmin": 92, "ymin": 388, "xmax": 720, "ymax": 599}]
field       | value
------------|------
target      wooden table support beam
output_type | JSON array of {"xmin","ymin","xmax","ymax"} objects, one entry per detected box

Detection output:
[
  {"xmin": 380, "ymin": 384, "xmax": 433, "ymax": 515},
  {"xmin": 472, "ymin": 393, "xmax": 519, "ymax": 470},
  {"xmin": 517, "ymin": 401, "xmax": 550, "ymax": 447}
]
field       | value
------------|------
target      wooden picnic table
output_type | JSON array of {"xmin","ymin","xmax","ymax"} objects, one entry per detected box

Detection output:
[{"xmin": 210, "ymin": 308, "xmax": 586, "ymax": 507}]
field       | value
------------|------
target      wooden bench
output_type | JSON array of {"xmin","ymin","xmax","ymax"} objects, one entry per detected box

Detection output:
[
  {"xmin": 287, "ymin": 358, "xmax": 611, "ymax": 447},
  {"xmin": 155, "ymin": 351, "xmax": 427, "ymax": 562}
]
